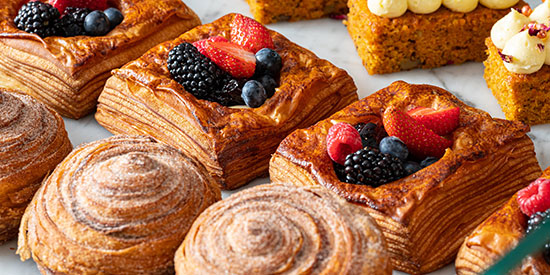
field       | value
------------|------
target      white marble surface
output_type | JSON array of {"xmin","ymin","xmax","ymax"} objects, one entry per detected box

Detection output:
[{"xmin": 0, "ymin": 0, "xmax": 547, "ymax": 274}]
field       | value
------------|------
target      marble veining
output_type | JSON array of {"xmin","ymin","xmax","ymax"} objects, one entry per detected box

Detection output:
[{"xmin": 0, "ymin": 0, "xmax": 545, "ymax": 274}]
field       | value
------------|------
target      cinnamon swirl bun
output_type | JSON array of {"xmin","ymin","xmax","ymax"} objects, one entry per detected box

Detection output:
[
  {"xmin": 175, "ymin": 184, "xmax": 392, "ymax": 275},
  {"xmin": 0, "ymin": 89, "xmax": 71, "ymax": 244},
  {"xmin": 17, "ymin": 135, "xmax": 221, "ymax": 274}
]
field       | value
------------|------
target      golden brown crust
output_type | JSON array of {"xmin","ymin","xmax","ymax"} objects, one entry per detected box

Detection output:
[
  {"xmin": 17, "ymin": 135, "xmax": 221, "ymax": 274},
  {"xmin": 484, "ymin": 38, "xmax": 550, "ymax": 125},
  {"xmin": 0, "ymin": 0, "xmax": 201, "ymax": 118},
  {"xmin": 455, "ymin": 168, "xmax": 550, "ymax": 275},
  {"xmin": 95, "ymin": 13, "xmax": 358, "ymax": 190},
  {"xmin": 345, "ymin": 0, "xmax": 526, "ymax": 74},
  {"xmin": 0, "ymin": 88, "xmax": 71, "ymax": 244},
  {"xmin": 244, "ymin": 0, "xmax": 348, "ymax": 24},
  {"xmin": 174, "ymin": 183, "xmax": 392, "ymax": 275},
  {"xmin": 269, "ymin": 81, "xmax": 541, "ymax": 274}
]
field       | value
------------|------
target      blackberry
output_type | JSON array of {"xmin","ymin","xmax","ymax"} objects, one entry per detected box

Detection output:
[
  {"xmin": 57, "ymin": 7, "xmax": 91, "ymax": 37},
  {"xmin": 342, "ymin": 147, "xmax": 405, "ymax": 187},
  {"xmin": 526, "ymin": 209, "xmax": 550, "ymax": 264},
  {"xmin": 14, "ymin": 1, "xmax": 60, "ymax": 38},
  {"xmin": 355, "ymin": 123, "xmax": 387, "ymax": 148},
  {"xmin": 167, "ymin": 43, "xmax": 243, "ymax": 105}
]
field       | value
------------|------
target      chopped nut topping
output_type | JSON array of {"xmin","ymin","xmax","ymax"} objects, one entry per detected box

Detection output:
[
  {"xmin": 523, "ymin": 23, "xmax": 549, "ymax": 39},
  {"xmin": 520, "ymin": 5, "xmax": 532, "ymax": 16},
  {"xmin": 498, "ymin": 50, "xmax": 513, "ymax": 63},
  {"xmin": 538, "ymin": 43, "xmax": 545, "ymax": 52}
]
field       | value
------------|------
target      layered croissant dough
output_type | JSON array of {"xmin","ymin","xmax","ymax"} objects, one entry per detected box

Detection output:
[
  {"xmin": 0, "ymin": 89, "xmax": 71, "ymax": 244},
  {"xmin": 17, "ymin": 135, "xmax": 221, "ymax": 274},
  {"xmin": 95, "ymin": 13, "xmax": 358, "ymax": 190},
  {"xmin": 0, "ymin": 0, "xmax": 201, "ymax": 119},
  {"xmin": 269, "ymin": 81, "xmax": 541, "ymax": 274},
  {"xmin": 455, "ymin": 168, "xmax": 550, "ymax": 275},
  {"xmin": 175, "ymin": 184, "xmax": 392, "ymax": 275}
]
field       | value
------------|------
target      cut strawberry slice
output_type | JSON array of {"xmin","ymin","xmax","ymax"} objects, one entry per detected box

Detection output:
[
  {"xmin": 193, "ymin": 36, "xmax": 229, "ymax": 57},
  {"xmin": 407, "ymin": 107, "xmax": 460, "ymax": 136},
  {"xmin": 203, "ymin": 41, "xmax": 256, "ymax": 78},
  {"xmin": 49, "ymin": 0, "xmax": 107, "ymax": 14},
  {"xmin": 383, "ymin": 106, "xmax": 452, "ymax": 158},
  {"xmin": 230, "ymin": 14, "xmax": 274, "ymax": 53}
]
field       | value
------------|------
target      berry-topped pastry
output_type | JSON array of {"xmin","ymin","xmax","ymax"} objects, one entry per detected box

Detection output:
[
  {"xmin": 0, "ymin": 0, "xmax": 200, "ymax": 118},
  {"xmin": 456, "ymin": 168, "xmax": 550, "ymax": 274},
  {"xmin": 270, "ymin": 81, "xmax": 541, "ymax": 274},
  {"xmin": 95, "ymin": 13, "xmax": 358, "ymax": 190},
  {"xmin": 346, "ymin": 0, "xmax": 525, "ymax": 74},
  {"xmin": 485, "ymin": 1, "xmax": 550, "ymax": 125}
]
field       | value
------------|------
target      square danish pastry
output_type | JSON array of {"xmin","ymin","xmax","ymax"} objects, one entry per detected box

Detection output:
[
  {"xmin": 456, "ymin": 167, "xmax": 550, "ymax": 274},
  {"xmin": 346, "ymin": 0, "xmax": 526, "ymax": 74},
  {"xmin": 270, "ymin": 81, "xmax": 541, "ymax": 274},
  {"xmin": 0, "ymin": 0, "xmax": 201, "ymax": 119},
  {"xmin": 95, "ymin": 13, "xmax": 358, "ymax": 190}
]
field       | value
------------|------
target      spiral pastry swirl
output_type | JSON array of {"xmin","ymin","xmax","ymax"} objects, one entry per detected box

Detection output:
[
  {"xmin": 0, "ymin": 89, "xmax": 71, "ymax": 244},
  {"xmin": 175, "ymin": 184, "xmax": 391, "ymax": 275},
  {"xmin": 17, "ymin": 135, "xmax": 221, "ymax": 274}
]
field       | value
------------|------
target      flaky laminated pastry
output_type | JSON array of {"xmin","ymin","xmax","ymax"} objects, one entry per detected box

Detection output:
[
  {"xmin": 270, "ymin": 81, "xmax": 541, "ymax": 274},
  {"xmin": 0, "ymin": 0, "xmax": 201, "ymax": 118},
  {"xmin": 17, "ymin": 135, "xmax": 221, "ymax": 274},
  {"xmin": 0, "ymin": 88, "xmax": 71, "ymax": 244},
  {"xmin": 95, "ymin": 13, "xmax": 358, "ymax": 190}
]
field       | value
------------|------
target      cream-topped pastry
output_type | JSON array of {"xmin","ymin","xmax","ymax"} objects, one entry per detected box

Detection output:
[
  {"xmin": 530, "ymin": 0, "xmax": 550, "ymax": 24},
  {"xmin": 490, "ymin": 9, "xmax": 531, "ymax": 49},
  {"xmin": 442, "ymin": 0, "xmax": 478, "ymax": 13},
  {"xmin": 369, "ymin": 0, "xmax": 519, "ymax": 17},
  {"xmin": 408, "ymin": 0, "xmax": 441, "ymax": 14},
  {"xmin": 502, "ymin": 31, "xmax": 546, "ymax": 74}
]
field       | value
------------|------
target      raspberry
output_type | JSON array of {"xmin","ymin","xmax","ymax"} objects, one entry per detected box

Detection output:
[
  {"xmin": 517, "ymin": 178, "xmax": 550, "ymax": 217},
  {"xmin": 326, "ymin": 122, "xmax": 362, "ymax": 165}
]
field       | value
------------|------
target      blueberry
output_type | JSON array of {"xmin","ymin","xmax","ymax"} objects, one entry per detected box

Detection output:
[
  {"xmin": 104, "ymin": 8, "xmax": 124, "ymax": 28},
  {"xmin": 255, "ymin": 48, "xmax": 282, "ymax": 77},
  {"xmin": 256, "ymin": 74, "xmax": 277, "ymax": 97},
  {"xmin": 241, "ymin": 80, "xmax": 267, "ymax": 108},
  {"xmin": 403, "ymin": 161, "xmax": 422, "ymax": 175},
  {"xmin": 84, "ymin": 11, "xmax": 110, "ymax": 36},
  {"xmin": 379, "ymin": 136, "xmax": 408, "ymax": 160},
  {"xmin": 420, "ymin": 157, "xmax": 439, "ymax": 168}
]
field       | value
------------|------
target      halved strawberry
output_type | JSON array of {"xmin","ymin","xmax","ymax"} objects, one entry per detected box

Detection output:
[
  {"xmin": 192, "ymin": 36, "xmax": 229, "ymax": 57},
  {"xmin": 407, "ymin": 107, "xmax": 460, "ymax": 136},
  {"xmin": 326, "ymin": 122, "xmax": 363, "ymax": 165},
  {"xmin": 230, "ymin": 14, "xmax": 274, "ymax": 54},
  {"xmin": 203, "ymin": 41, "xmax": 256, "ymax": 78},
  {"xmin": 517, "ymin": 178, "xmax": 550, "ymax": 217},
  {"xmin": 49, "ymin": 0, "xmax": 107, "ymax": 14},
  {"xmin": 383, "ymin": 106, "xmax": 452, "ymax": 158}
]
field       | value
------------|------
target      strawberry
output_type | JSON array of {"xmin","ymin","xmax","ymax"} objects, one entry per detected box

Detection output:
[
  {"xmin": 326, "ymin": 122, "xmax": 363, "ymax": 165},
  {"xmin": 230, "ymin": 14, "xmax": 274, "ymax": 53},
  {"xmin": 383, "ymin": 106, "xmax": 452, "ymax": 158},
  {"xmin": 407, "ymin": 107, "xmax": 460, "ymax": 136},
  {"xmin": 203, "ymin": 41, "xmax": 256, "ymax": 78},
  {"xmin": 49, "ymin": 0, "xmax": 108, "ymax": 14},
  {"xmin": 192, "ymin": 36, "xmax": 228, "ymax": 57},
  {"xmin": 518, "ymin": 178, "xmax": 550, "ymax": 217}
]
